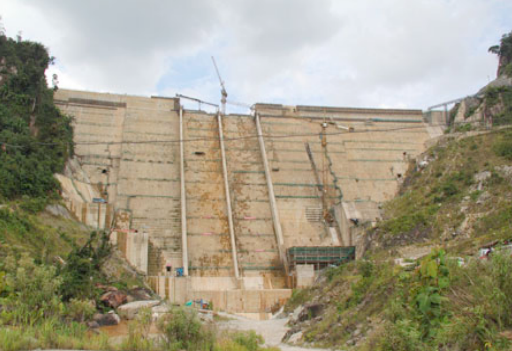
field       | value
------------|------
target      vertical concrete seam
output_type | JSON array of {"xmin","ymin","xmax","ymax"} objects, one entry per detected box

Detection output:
[
  {"xmin": 255, "ymin": 113, "xmax": 288, "ymax": 274},
  {"xmin": 217, "ymin": 112, "xmax": 240, "ymax": 279},
  {"xmin": 179, "ymin": 106, "xmax": 189, "ymax": 276}
]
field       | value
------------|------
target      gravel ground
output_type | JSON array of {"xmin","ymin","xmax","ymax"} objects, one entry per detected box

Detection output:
[{"xmin": 218, "ymin": 313, "xmax": 334, "ymax": 351}]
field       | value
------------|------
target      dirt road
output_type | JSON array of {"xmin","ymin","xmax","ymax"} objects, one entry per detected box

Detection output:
[{"xmin": 218, "ymin": 313, "xmax": 334, "ymax": 351}]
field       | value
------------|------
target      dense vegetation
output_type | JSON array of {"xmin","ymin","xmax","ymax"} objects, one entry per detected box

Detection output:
[
  {"xmin": 0, "ymin": 31, "xmax": 129, "ymax": 350},
  {"xmin": 0, "ymin": 32, "xmax": 73, "ymax": 201},
  {"xmin": 291, "ymin": 249, "xmax": 512, "ymax": 350}
]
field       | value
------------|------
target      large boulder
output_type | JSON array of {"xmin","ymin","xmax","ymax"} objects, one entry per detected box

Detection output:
[
  {"xmin": 100, "ymin": 290, "xmax": 128, "ymax": 309},
  {"xmin": 289, "ymin": 303, "xmax": 324, "ymax": 325},
  {"xmin": 92, "ymin": 311, "xmax": 121, "ymax": 327},
  {"xmin": 288, "ymin": 331, "xmax": 303, "ymax": 344},
  {"xmin": 127, "ymin": 287, "xmax": 153, "ymax": 302},
  {"xmin": 117, "ymin": 300, "xmax": 161, "ymax": 320}
]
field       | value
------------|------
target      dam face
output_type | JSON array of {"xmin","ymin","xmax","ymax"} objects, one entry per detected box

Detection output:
[{"xmin": 55, "ymin": 89, "xmax": 436, "ymax": 317}]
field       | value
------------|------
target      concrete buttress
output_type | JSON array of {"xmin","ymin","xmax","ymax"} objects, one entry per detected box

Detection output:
[
  {"xmin": 217, "ymin": 112, "xmax": 240, "ymax": 278},
  {"xmin": 255, "ymin": 113, "xmax": 287, "ymax": 272},
  {"xmin": 179, "ymin": 106, "xmax": 189, "ymax": 276}
]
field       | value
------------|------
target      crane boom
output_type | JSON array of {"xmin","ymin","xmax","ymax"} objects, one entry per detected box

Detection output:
[
  {"xmin": 211, "ymin": 57, "xmax": 226, "ymax": 90},
  {"xmin": 211, "ymin": 56, "xmax": 228, "ymax": 114}
]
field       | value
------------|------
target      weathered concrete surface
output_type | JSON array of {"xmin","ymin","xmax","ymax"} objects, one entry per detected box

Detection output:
[
  {"xmin": 55, "ymin": 89, "xmax": 436, "ymax": 313},
  {"xmin": 110, "ymin": 231, "xmax": 149, "ymax": 274},
  {"xmin": 117, "ymin": 300, "xmax": 161, "ymax": 320},
  {"xmin": 56, "ymin": 173, "xmax": 113, "ymax": 229},
  {"xmin": 55, "ymin": 90, "xmax": 181, "ymax": 275},
  {"xmin": 295, "ymin": 264, "xmax": 315, "ymax": 288},
  {"xmin": 147, "ymin": 275, "xmax": 290, "ymax": 319}
]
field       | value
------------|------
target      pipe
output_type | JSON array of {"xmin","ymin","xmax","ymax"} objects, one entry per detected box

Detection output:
[
  {"xmin": 179, "ymin": 106, "xmax": 189, "ymax": 276},
  {"xmin": 255, "ymin": 113, "xmax": 288, "ymax": 274},
  {"xmin": 217, "ymin": 112, "xmax": 240, "ymax": 278}
]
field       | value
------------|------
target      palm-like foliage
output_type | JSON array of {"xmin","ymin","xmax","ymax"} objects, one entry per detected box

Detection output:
[{"xmin": 489, "ymin": 31, "xmax": 512, "ymax": 77}]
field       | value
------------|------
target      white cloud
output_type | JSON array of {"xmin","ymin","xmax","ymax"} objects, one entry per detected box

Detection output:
[{"xmin": 2, "ymin": 0, "xmax": 511, "ymax": 110}]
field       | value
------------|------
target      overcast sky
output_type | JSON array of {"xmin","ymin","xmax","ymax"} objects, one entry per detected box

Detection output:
[{"xmin": 2, "ymin": 0, "xmax": 511, "ymax": 112}]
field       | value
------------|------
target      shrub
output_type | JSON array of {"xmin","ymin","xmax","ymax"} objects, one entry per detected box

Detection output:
[
  {"xmin": 120, "ymin": 308, "xmax": 155, "ymax": 351},
  {"xmin": 215, "ymin": 331, "xmax": 272, "ymax": 351},
  {"xmin": 454, "ymin": 123, "xmax": 472, "ymax": 132},
  {"xmin": 231, "ymin": 331, "xmax": 264, "ymax": 351},
  {"xmin": 158, "ymin": 306, "xmax": 216, "ymax": 351},
  {"xmin": 285, "ymin": 288, "xmax": 311, "ymax": 311},
  {"xmin": 65, "ymin": 299, "xmax": 95, "ymax": 323},
  {"xmin": 58, "ymin": 231, "xmax": 112, "ymax": 301},
  {"xmin": 377, "ymin": 320, "xmax": 426, "ymax": 351},
  {"xmin": 493, "ymin": 133, "xmax": 512, "ymax": 160},
  {"xmin": 1, "ymin": 253, "xmax": 63, "ymax": 325},
  {"xmin": 0, "ymin": 318, "xmax": 112, "ymax": 351},
  {"xmin": 19, "ymin": 197, "xmax": 48, "ymax": 213}
]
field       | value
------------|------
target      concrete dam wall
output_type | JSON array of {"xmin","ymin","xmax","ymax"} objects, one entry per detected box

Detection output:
[{"xmin": 54, "ymin": 89, "xmax": 438, "ymax": 316}]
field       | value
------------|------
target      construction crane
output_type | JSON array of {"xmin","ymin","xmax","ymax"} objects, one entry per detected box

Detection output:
[{"xmin": 211, "ymin": 56, "xmax": 228, "ymax": 115}]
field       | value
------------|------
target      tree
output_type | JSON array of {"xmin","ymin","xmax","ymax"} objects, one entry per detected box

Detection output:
[{"xmin": 489, "ymin": 31, "xmax": 512, "ymax": 77}]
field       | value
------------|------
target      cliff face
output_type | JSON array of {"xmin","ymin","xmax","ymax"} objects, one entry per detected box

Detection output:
[
  {"xmin": 449, "ymin": 79, "xmax": 512, "ymax": 128},
  {"xmin": 449, "ymin": 31, "xmax": 512, "ymax": 129}
]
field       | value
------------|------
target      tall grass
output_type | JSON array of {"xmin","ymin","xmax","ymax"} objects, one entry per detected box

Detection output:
[{"xmin": 0, "ymin": 319, "xmax": 111, "ymax": 351}]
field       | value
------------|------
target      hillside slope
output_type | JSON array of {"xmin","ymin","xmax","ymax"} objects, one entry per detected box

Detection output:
[
  {"xmin": 0, "ymin": 30, "xmax": 154, "ymax": 351},
  {"xmin": 283, "ymin": 128, "xmax": 512, "ymax": 351}
]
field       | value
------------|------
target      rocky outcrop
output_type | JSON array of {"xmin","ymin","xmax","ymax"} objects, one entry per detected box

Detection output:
[
  {"xmin": 450, "ymin": 74, "xmax": 512, "ymax": 127},
  {"xmin": 478, "ymin": 75, "xmax": 512, "ymax": 95},
  {"xmin": 100, "ymin": 289, "xmax": 128, "ymax": 309},
  {"xmin": 127, "ymin": 287, "xmax": 153, "ymax": 302},
  {"xmin": 117, "ymin": 300, "xmax": 161, "ymax": 320},
  {"xmin": 89, "ymin": 311, "xmax": 121, "ymax": 328}
]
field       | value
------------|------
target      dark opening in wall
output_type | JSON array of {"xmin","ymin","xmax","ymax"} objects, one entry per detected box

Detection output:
[
  {"xmin": 194, "ymin": 151, "xmax": 205, "ymax": 156},
  {"xmin": 101, "ymin": 169, "xmax": 108, "ymax": 174},
  {"xmin": 272, "ymin": 167, "xmax": 279, "ymax": 172},
  {"xmin": 397, "ymin": 173, "xmax": 402, "ymax": 178}
]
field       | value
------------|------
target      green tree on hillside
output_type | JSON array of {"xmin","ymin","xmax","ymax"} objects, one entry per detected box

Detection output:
[
  {"xmin": 0, "ymin": 31, "xmax": 73, "ymax": 201},
  {"xmin": 489, "ymin": 31, "xmax": 512, "ymax": 77}
]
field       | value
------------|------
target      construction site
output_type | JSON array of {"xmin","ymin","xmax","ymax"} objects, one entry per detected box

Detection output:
[{"xmin": 53, "ymin": 87, "xmax": 444, "ymax": 319}]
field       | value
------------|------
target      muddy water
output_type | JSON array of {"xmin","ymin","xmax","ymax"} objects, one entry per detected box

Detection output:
[{"xmin": 98, "ymin": 320, "xmax": 161, "ymax": 343}]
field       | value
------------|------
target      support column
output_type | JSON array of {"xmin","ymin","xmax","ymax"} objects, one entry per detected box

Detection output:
[
  {"xmin": 255, "ymin": 113, "xmax": 288, "ymax": 273},
  {"xmin": 179, "ymin": 106, "xmax": 189, "ymax": 276},
  {"xmin": 217, "ymin": 112, "xmax": 240, "ymax": 279}
]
